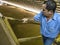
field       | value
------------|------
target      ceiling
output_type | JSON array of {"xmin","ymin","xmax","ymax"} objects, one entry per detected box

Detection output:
[
  {"xmin": 2, "ymin": 0, "xmax": 60, "ymax": 13},
  {"xmin": 4, "ymin": 0, "xmax": 44, "ymax": 12}
]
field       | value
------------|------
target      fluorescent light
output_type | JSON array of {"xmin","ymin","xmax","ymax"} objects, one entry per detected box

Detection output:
[{"xmin": 2, "ymin": 1, "xmax": 40, "ymax": 13}]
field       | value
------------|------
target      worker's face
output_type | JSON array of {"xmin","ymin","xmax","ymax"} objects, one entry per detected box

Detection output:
[{"xmin": 42, "ymin": 4, "xmax": 53, "ymax": 17}]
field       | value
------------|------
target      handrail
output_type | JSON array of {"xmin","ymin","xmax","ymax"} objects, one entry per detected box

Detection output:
[
  {"xmin": 3, "ymin": 17, "xmax": 20, "ymax": 45},
  {"xmin": 18, "ymin": 36, "xmax": 42, "ymax": 42}
]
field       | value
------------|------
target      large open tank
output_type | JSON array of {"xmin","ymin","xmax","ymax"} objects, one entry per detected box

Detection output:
[{"xmin": 0, "ymin": 4, "xmax": 43, "ymax": 45}]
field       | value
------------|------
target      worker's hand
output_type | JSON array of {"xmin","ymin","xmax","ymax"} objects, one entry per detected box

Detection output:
[{"xmin": 22, "ymin": 18, "xmax": 29, "ymax": 23}]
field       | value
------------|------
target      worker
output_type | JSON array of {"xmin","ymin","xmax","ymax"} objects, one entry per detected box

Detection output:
[{"xmin": 22, "ymin": 0, "xmax": 60, "ymax": 45}]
